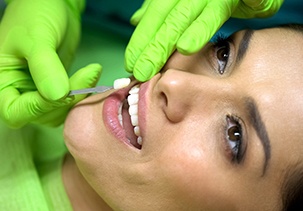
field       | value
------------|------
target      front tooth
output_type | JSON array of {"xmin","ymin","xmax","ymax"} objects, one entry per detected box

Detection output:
[
  {"xmin": 130, "ymin": 115, "xmax": 138, "ymax": 126},
  {"xmin": 137, "ymin": 136, "xmax": 142, "ymax": 145},
  {"xmin": 129, "ymin": 104, "xmax": 138, "ymax": 115},
  {"xmin": 127, "ymin": 93, "xmax": 138, "ymax": 105},
  {"xmin": 113, "ymin": 78, "xmax": 131, "ymax": 89},
  {"xmin": 118, "ymin": 114, "xmax": 123, "ymax": 126},
  {"xmin": 134, "ymin": 126, "xmax": 140, "ymax": 136},
  {"xmin": 118, "ymin": 103, "xmax": 123, "ymax": 126},
  {"xmin": 129, "ymin": 85, "xmax": 139, "ymax": 94},
  {"xmin": 118, "ymin": 103, "xmax": 123, "ymax": 115}
]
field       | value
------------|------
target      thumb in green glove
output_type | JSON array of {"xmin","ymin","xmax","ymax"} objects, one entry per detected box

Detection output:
[
  {"xmin": 33, "ymin": 63, "xmax": 103, "ymax": 127},
  {"xmin": 125, "ymin": 0, "xmax": 284, "ymax": 82},
  {"xmin": 0, "ymin": 0, "xmax": 84, "ymax": 100},
  {"xmin": 0, "ymin": 56, "xmax": 102, "ymax": 128}
]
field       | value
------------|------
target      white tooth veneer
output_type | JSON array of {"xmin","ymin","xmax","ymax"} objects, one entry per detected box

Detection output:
[
  {"xmin": 129, "ymin": 85, "xmax": 139, "ymax": 94},
  {"xmin": 129, "ymin": 104, "xmax": 138, "ymax": 115},
  {"xmin": 113, "ymin": 78, "xmax": 131, "ymax": 89},
  {"xmin": 137, "ymin": 137, "xmax": 142, "ymax": 145},
  {"xmin": 134, "ymin": 126, "xmax": 140, "ymax": 136},
  {"xmin": 131, "ymin": 115, "xmax": 138, "ymax": 126},
  {"xmin": 127, "ymin": 93, "xmax": 139, "ymax": 105},
  {"xmin": 118, "ymin": 84, "xmax": 143, "ymax": 147}
]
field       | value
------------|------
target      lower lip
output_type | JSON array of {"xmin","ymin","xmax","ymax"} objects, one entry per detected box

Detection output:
[{"xmin": 103, "ymin": 88, "xmax": 131, "ymax": 146}]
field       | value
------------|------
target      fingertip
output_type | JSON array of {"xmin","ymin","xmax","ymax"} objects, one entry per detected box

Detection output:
[
  {"xmin": 85, "ymin": 63, "xmax": 103, "ymax": 76},
  {"xmin": 133, "ymin": 68, "xmax": 153, "ymax": 82},
  {"xmin": 177, "ymin": 37, "xmax": 203, "ymax": 55},
  {"xmin": 39, "ymin": 75, "xmax": 70, "ymax": 100},
  {"xmin": 130, "ymin": 11, "xmax": 141, "ymax": 26},
  {"xmin": 124, "ymin": 54, "xmax": 135, "ymax": 73},
  {"xmin": 176, "ymin": 44, "xmax": 193, "ymax": 55},
  {"xmin": 86, "ymin": 63, "xmax": 102, "ymax": 71},
  {"xmin": 69, "ymin": 63, "xmax": 103, "ymax": 88},
  {"xmin": 133, "ymin": 54, "xmax": 165, "ymax": 82}
]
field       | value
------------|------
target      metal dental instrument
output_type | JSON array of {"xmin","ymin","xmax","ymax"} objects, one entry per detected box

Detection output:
[
  {"xmin": 68, "ymin": 78, "xmax": 131, "ymax": 96},
  {"xmin": 68, "ymin": 86, "xmax": 113, "ymax": 96}
]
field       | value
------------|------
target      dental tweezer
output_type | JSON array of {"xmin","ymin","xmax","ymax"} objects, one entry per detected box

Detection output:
[{"xmin": 68, "ymin": 86, "xmax": 113, "ymax": 96}]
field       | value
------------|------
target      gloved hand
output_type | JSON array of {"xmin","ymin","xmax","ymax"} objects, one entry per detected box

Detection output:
[
  {"xmin": 0, "ymin": 0, "xmax": 85, "ymax": 100},
  {"xmin": 0, "ymin": 56, "xmax": 102, "ymax": 128},
  {"xmin": 33, "ymin": 63, "xmax": 102, "ymax": 127},
  {"xmin": 125, "ymin": 0, "xmax": 284, "ymax": 81}
]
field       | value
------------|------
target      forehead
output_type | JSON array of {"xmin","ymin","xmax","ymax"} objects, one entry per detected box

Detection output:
[
  {"xmin": 240, "ymin": 27, "xmax": 303, "ymax": 109},
  {"xmin": 238, "ymin": 27, "xmax": 303, "ymax": 173}
]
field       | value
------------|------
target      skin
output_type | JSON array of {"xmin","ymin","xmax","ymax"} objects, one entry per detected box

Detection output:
[{"xmin": 63, "ymin": 27, "xmax": 303, "ymax": 211}]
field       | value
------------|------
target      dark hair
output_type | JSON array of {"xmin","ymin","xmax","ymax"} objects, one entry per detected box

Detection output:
[
  {"xmin": 279, "ymin": 23, "xmax": 303, "ymax": 35},
  {"xmin": 281, "ymin": 162, "xmax": 303, "ymax": 211}
]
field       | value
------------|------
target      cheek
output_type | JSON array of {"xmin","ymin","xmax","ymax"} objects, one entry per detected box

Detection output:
[
  {"xmin": 63, "ymin": 100, "xmax": 102, "ymax": 158},
  {"xmin": 154, "ymin": 135, "xmax": 235, "ymax": 210}
]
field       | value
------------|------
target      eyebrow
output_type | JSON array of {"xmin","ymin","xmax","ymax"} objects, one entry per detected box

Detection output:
[
  {"xmin": 236, "ymin": 29, "xmax": 255, "ymax": 65},
  {"xmin": 244, "ymin": 97, "xmax": 271, "ymax": 176}
]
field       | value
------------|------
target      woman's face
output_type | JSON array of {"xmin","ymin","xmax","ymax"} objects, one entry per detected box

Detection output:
[{"xmin": 64, "ymin": 27, "xmax": 303, "ymax": 210}]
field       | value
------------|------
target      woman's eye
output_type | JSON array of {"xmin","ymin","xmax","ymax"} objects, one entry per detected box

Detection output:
[
  {"xmin": 215, "ymin": 42, "xmax": 230, "ymax": 75},
  {"xmin": 212, "ymin": 34, "xmax": 231, "ymax": 75},
  {"xmin": 226, "ymin": 116, "xmax": 243, "ymax": 163}
]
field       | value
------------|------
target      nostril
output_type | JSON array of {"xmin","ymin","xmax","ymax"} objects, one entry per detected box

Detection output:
[
  {"xmin": 156, "ymin": 70, "xmax": 191, "ymax": 123},
  {"xmin": 161, "ymin": 92, "xmax": 168, "ymax": 107},
  {"xmin": 160, "ymin": 91, "xmax": 188, "ymax": 123}
]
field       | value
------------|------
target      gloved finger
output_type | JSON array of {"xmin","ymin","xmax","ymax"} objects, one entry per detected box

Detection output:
[
  {"xmin": 27, "ymin": 46, "xmax": 70, "ymax": 101},
  {"xmin": 1, "ymin": 3, "xmax": 71, "ymax": 101},
  {"xmin": 242, "ymin": 0, "xmax": 266, "ymax": 8},
  {"xmin": 130, "ymin": 0, "xmax": 206, "ymax": 81},
  {"xmin": 0, "ymin": 58, "xmax": 71, "ymax": 128},
  {"xmin": 69, "ymin": 63, "xmax": 102, "ymax": 101},
  {"xmin": 242, "ymin": 0, "xmax": 282, "ymax": 11},
  {"xmin": 236, "ymin": 0, "xmax": 283, "ymax": 18},
  {"xmin": 0, "ymin": 86, "xmax": 73, "ymax": 128},
  {"xmin": 177, "ymin": 1, "xmax": 235, "ymax": 54},
  {"xmin": 33, "ymin": 63, "xmax": 102, "ymax": 127},
  {"xmin": 125, "ymin": 0, "xmax": 179, "ymax": 74},
  {"xmin": 57, "ymin": 10, "xmax": 81, "ymax": 70},
  {"xmin": 0, "ymin": 56, "xmax": 36, "ymax": 94},
  {"xmin": 130, "ymin": 0, "xmax": 152, "ymax": 26}
]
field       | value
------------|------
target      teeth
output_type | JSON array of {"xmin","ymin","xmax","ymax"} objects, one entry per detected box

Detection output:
[
  {"xmin": 117, "ymin": 84, "xmax": 143, "ymax": 147},
  {"xmin": 113, "ymin": 78, "xmax": 131, "ymax": 89},
  {"xmin": 127, "ymin": 93, "xmax": 138, "ymax": 105},
  {"xmin": 128, "ymin": 104, "xmax": 138, "ymax": 115},
  {"xmin": 134, "ymin": 126, "xmax": 140, "ymax": 136},
  {"xmin": 118, "ymin": 103, "xmax": 123, "ymax": 126},
  {"xmin": 129, "ymin": 85, "xmax": 139, "ymax": 94},
  {"xmin": 130, "ymin": 115, "xmax": 138, "ymax": 126},
  {"xmin": 137, "ymin": 136, "xmax": 142, "ymax": 146}
]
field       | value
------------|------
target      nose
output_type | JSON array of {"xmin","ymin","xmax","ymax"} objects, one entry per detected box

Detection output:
[{"xmin": 156, "ymin": 69, "xmax": 231, "ymax": 123}]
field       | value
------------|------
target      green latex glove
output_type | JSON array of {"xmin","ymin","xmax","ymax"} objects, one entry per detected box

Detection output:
[
  {"xmin": 125, "ymin": 0, "xmax": 284, "ymax": 81},
  {"xmin": 0, "ymin": 0, "xmax": 85, "ymax": 101},
  {"xmin": 0, "ymin": 56, "xmax": 102, "ymax": 128}
]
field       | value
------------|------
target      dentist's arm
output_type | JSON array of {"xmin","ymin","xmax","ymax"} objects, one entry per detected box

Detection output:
[{"xmin": 125, "ymin": 0, "xmax": 284, "ymax": 81}]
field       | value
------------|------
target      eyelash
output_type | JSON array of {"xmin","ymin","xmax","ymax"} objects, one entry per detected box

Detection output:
[
  {"xmin": 212, "ymin": 34, "xmax": 231, "ymax": 75},
  {"xmin": 225, "ymin": 115, "xmax": 245, "ymax": 163}
]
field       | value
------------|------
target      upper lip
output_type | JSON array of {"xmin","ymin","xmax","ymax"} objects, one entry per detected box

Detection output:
[{"xmin": 136, "ymin": 73, "xmax": 162, "ymax": 145}]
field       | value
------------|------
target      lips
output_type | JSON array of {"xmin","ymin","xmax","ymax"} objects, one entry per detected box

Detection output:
[{"xmin": 103, "ymin": 83, "xmax": 143, "ymax": 150}]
